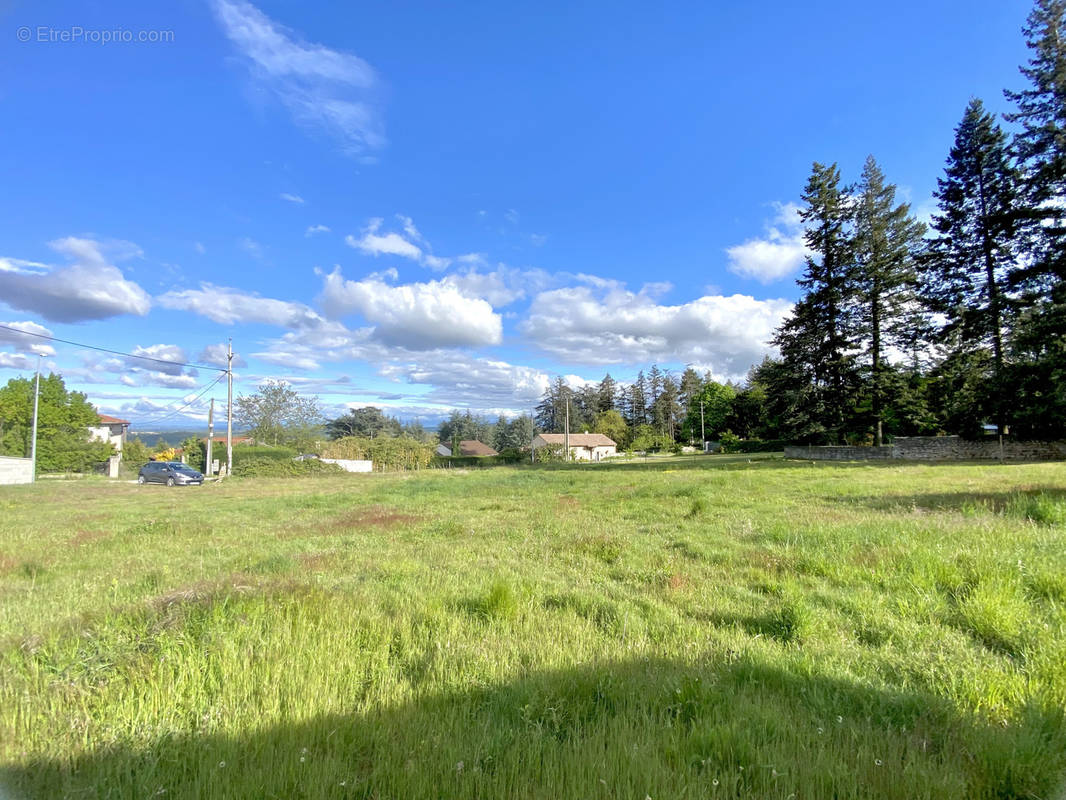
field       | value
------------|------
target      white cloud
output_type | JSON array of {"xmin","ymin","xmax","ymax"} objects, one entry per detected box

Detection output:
[
  {"xmin": 380, "ymin": 355, "xmax": 550, "ymax": 409},
  {"xmin": 305, "ymin": 224, "xmax": 331, "ymax": 236},
  {"xmin": 726, "ymin": 201, "xmax": 810, "ymax": 283},
  {"xmin": 440, "ymin": 265, "xmax": 551, "ymax": 307},
  {"xmin": 127, "ymin": 344, "xmax": 190, "ymax": 376},
  {"xmin": 0, "ymin": 352, "xmax": 34, "ymax": 370},
  {"xmin": 157, "ymin": 283, "xmax": 325, "ymax": 328},
  {"xmin": 0, "ymin": 321, "xmax": 55, "ymax": 356},
  {"xmin": 280, "ymin": 192, "xmax": 305, "ymax": 204},
  {"xmin": 521, "ymin": 282, "xmax": 792, "ymax": 379},
  {"xmin": 212, "ymin": 0, "xmax": 384, "ymax": 154},
  {"xmin": 319, "ymin": 268, "xmax": 502, "ymax": 349},
  {"xmin": 194, "ymin": 242, "xmax": 207, "ymax": 255},
  {"xmin": 0, "ymin": 257, "xmax": 49, "ymax": 274},
  {"xmin": 505, "ymin": 209, "xmax": 519, "ymax": 224},
  {"xmin": 198, "ymin": 343, "xmax": 248, "ymax": 368},
  {"xmin": 346, "ymin": 217, "xmax": 423, "ymax": 261},
  {"xmin": 0, "ymin": 238, "xmax": 151, "ymax": 323}
]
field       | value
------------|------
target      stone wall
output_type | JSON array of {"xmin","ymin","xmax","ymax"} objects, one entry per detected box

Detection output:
[
  {"xmin": 0, "ymin": 456, "xmax": 34, "ymax": 485},
  {"xmin": 785, "ymin": 436, "xmax": 1066, "ymax": 462},
  {"xmin": 784, "ymin": 445, "xmax": 893, "ymax": 461}
]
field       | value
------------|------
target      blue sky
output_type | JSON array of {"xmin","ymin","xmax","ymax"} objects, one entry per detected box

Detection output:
[{"xmin": 0, "ymin": 0, "xmax": 1033, "ymax": 429}]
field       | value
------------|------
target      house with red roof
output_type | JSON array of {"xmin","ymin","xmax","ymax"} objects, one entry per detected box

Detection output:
[{"xmin": 88, "ymin": 412, "xmax": 130, "ymax": 477}]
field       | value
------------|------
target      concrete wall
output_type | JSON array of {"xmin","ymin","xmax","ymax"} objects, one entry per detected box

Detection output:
[
  {"xmin": 785, "ymin": 436, "xmax": 1066, "ymax": 462},
  {"xmin": 0, "ymin": 456, "xmax": 34, "ymax": 485},
  {"xmin": 320, "ymin": 458, "xmax": 373, "ymax": 473}
]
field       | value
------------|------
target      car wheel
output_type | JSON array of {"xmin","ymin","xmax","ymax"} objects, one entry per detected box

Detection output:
[
  {"xmin": 137, "ymin": 475, "xmax": 145, "ymax": 484},
  {"xmin": 166, "ymin": 477, "xmax": 175, "ymax": 487}
]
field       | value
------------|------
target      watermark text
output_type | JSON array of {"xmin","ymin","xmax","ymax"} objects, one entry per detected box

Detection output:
[{"xmin": 16, "ymin": 26, "xmax": 175, "ymax": 44}]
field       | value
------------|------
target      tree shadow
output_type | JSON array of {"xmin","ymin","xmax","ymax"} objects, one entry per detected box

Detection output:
[
  {"xmin": 5, "ymin": 653, "xmax": 1063, "ymax": 799},
  {"xmin": 841, "ymin": 486, "xmax": 1066, "ymax": 521}
]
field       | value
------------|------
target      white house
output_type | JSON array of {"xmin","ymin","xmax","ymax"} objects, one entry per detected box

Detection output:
[
  {"xmin": 88, "ymin": 413, "xmax": 129, "ymax": 477},
  {"xmin": 532, "ymin": 433, "xmax": 617, "ymax": 462}
]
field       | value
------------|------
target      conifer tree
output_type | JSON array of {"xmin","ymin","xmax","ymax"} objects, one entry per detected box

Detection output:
[
  {"xmin": 596, "ymin": 374, "xmax": 618, "ymax": 413},
  {"xmin": 852, "ymin": 155, "xmax": 926, "ymax": 445},
  {"xmin": 772, "ymin": 162, "xmax": 858, "ymax": 443},
  {"xmin": 1004, "ymin": 0, "xmax": 1066, "ymax": 436},
  {"xmin": 920, "ymin": 100, "xmax": 1018, "ymax": 434}
]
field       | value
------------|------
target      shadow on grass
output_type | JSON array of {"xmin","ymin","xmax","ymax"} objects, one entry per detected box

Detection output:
[
  {"xmin": 842, "ymin": 487, "xmax": 1066, "ymax": 523},
  {"xmin": 5, "ymin": 655, "xmax": 1063, "ymax": 800}
]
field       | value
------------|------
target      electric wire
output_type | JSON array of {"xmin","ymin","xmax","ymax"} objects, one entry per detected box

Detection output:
[
  {"xmin": 0, "ymin": 323, "xmax": 228, "ymax": 373},
  {"xmin": 128, "ymin": 373, "xmax": 226, "ymax": 429}
]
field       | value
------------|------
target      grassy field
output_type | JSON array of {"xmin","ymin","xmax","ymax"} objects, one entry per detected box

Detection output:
[{"xmin": 1, "ymin": 454, "xmax": 1065, "ymax": 799}]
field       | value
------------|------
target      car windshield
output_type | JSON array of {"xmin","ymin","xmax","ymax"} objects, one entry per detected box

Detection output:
[{"xmin": 169, "ymin": 464, "xmax": 199, "ymax": 474}]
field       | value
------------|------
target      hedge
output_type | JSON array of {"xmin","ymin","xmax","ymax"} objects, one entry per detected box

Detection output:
[{"xmin": 233, "ymin": 456, "xmax": 343, "ymax": 478}]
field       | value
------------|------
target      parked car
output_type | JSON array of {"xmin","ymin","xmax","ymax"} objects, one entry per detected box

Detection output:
[{"xmin": 137, "ymin": 461, "xmax": 204, "ymax": 486}]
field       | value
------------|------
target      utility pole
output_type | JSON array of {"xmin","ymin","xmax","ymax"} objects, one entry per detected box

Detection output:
[
  {"xmin": 205, "ymin": 398, "xmax": 214, "ymax": 476},
  {"xmin": 30, "ymin": 357, "xmax": 41, "ymax": 483},
  {"xmin": 564, "ymin": 395, "xmax": 570, "ymax": 462},
  {"xmin": 226, "ymin": 339, "xmax": 233, "ymax": 477}
]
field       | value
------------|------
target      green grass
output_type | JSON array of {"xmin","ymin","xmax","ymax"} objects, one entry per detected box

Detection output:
[{"xmin": 1, "ymin": 455, "xmax": 1065, "ymax": 799}]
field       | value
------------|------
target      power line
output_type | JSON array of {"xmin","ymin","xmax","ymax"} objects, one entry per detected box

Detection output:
[
  {"xmin": 131, "ymin": 373, "xmax": 226, "ymax": 428},
  {"xmin": 0, "ymin": 323, "xmax": 228, "ymax": 373}
]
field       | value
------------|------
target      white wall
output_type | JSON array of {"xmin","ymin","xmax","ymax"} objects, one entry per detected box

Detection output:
[
  {"xmin": 0, "ymin": 456, "xmax": 33, "ymax": 485},
  {"xmin": 320, "ymin": 458, "xmax": 373, "ymax": 473}
]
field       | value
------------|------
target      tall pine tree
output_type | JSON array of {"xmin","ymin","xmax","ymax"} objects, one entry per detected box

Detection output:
[
  {"xmin": 1004, "ymin": 0, "xmax": 1066, "ymax": 436},
  {"xmin": 852, "ymin": 155, "xmax": 926, "ymax": 445},
  {"xmin": 772, "ymin": 162, "xmax": 858, "ymax": 444},
  {"xmin": 920, "ymin": 99, "xmax": 1018, "ymax": 434}
]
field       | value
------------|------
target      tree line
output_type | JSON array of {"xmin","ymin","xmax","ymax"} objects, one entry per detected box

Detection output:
[
  {"xmin": 534, "ymin": 1, "xmax": 1066, "ymax": 448},
  {"xmin": 763, "ymin": 1, "xmax": 1065, "ymax": 444}
]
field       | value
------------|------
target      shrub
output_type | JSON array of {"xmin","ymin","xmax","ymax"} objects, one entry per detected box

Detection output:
[
  {"xmin": 320, "ymin": 436, "xmax": 434, "ymax": 471},
  {"xmin": 233, "ymin": 456, "xmax": 343, "ymax": 478},
  {"xmin": 718, "ymin": 431, "xmax": 741, "ymax": 454}
]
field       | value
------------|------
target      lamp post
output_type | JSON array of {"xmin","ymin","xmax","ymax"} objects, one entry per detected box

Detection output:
[{"xmin": 30, "ymin": 357, "xmax": 41, "ymax": 482}]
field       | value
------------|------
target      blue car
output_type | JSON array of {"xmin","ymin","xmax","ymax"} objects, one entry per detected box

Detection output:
[{"xmin": 137, "ymin": 461, "xmax": 203, "ymax": 486}]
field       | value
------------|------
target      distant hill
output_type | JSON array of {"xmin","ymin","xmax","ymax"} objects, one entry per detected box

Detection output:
[{"xmin": 128, "ymin": 430, "xmax": 249, "ymax": 447}]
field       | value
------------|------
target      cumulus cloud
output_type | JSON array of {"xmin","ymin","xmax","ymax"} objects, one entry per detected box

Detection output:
[
  {"xmin": 0, "ymin": 321, "xmax": 55, "ymax": 356},
  {"xmin": 0, "ymin": 352, "xmax": 35, "ymax": 370},
  {"xmin": 127, "ymin": 344, "xmax": 191, "ymax": 376},
  {"xmin": 198, "ymin": 343, "xmax": 248, "ymax": 368},
  {"xmin": 726, "ymin": 201, "xmax": 810, "ymax": 284},
  {"xmin": 440, "ymin": 265, "xmax": 551, "ymax": 307},
  {"xmin": 0, "ymin": 238, "xmax": 150, "ymax": 322},
  {"xmin": 157, "ymin": 283, "xmax": 325, "ymax": 328},
  {"xmin": 521, "ymin": 282, "xmax": 792, "ymax": 379},
  {"xmin": 305, "ymin": 224, "xmax": 331, "ymax": 236},
  {"xmin": 249, "ymin": 319, "xmax": 380, "ymax": 371},
  {"xmin": 380, "ymin": 355, "xmax": 551, "ymax": 409},
  {"xmin": 280, "ymin": 192, "xmax": 305, "ymax": 204},
  {"xmin": 212, "ymin": 0, "xmax": 384, "ymax": 154},
  {"xmin": 319, "ymin": 268, "xmax": 502, "ymax": 349}
]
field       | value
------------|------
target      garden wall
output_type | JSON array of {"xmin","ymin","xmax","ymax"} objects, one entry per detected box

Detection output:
[
  {"xmin": 320, "ymin": 458, "xmax": 373, "ymax": 473},
  {"xmin": 784, "ymin": 436, "xmax": 1066, "ymax": 462},
  {"xmin": 0, "ymin": 456, "xmax": 34, "ymax": 485}
]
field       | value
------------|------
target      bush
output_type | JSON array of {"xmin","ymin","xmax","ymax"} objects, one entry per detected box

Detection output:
[
  {"xmin": 233, "ymin": 456, "xmax": 343, "ymax": 478},
  {"xmin": 233, "ymin": 445, "xmax": 299, "ymax": 463},
  {"xmin": 719, "ymin": 431, "xmax": 741, "ymax": 453},
  {"xmin": 434, "ymin": 452, "xmax": 526, "ymax": 468},
  {"xmin": 320, "ymin": 436, "xmax": 434, "ymax": 471},
  {"xmin": 718, "ymin": 433, "xmax": 788, "ymax": 454}
]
